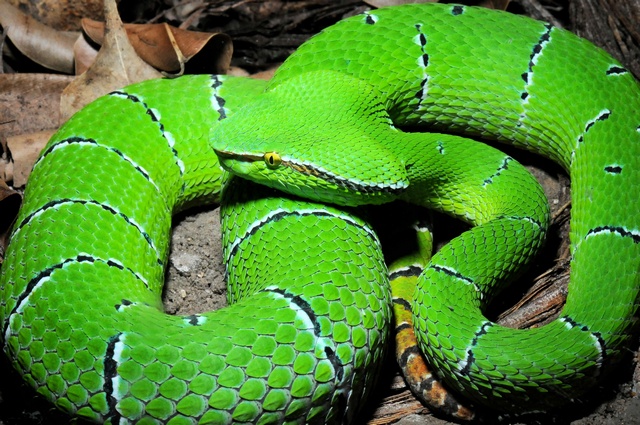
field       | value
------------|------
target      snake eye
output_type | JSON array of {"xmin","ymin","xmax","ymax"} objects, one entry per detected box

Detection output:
[{"xmin": 264, "ymin": 152, "xmax": 282, "ymax": 168}]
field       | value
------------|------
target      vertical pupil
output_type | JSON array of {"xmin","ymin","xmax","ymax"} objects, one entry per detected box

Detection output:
[{"xmin": 269, "ymin": 156, "xmax": 274, "ymax": 164}]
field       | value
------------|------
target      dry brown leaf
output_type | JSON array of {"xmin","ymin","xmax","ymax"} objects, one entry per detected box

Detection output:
[
  {"xmin": 0, "ymin": 73, "xmax": 70, "ymax": 196},
  {"xmin": 479, "ymin": 0, "xmax": 511, "ymax": 10},
  {"xmin": 0, "ymin": 0, "xmax": 79, "ymax": 74},
  {"xmin": 59, "ymin": 0, "xmax": 163, "ymax": 121},
  {"xmin": 228, "ymin": 66, "xmax": 251, "ymax": 77},
  {"xmin": 0, "ymin": 73, "xmax": 72, "ymax": 140},
  {"xmin": 0, "ymin": 179, "xmax": 22, "ymax": 258},
  {"xmin": 82, "ymin": 19, "xmax": 232, "ymax": 74},
  {"xmin": 5, "ymin": 0, "xmax": 103, "ymax": 31},
  {"xmin": 73, "ymin": 33, "xmax": 100, "ymax": 75},
  {"xmin": 250, "ymin": 66, "xmax": 280, "ymax": 81},
  {"xmin": 363, "ymin": 0, "xmax": 438, "ymax": 8},
  {"xmin": 4, "ymin": 130, "xmax": 54, "ymax": 188}
]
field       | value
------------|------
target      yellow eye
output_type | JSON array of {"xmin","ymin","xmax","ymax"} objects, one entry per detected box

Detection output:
[{"xmin": 264, "ymin": 152, "xmax": 282, "ymax": 168}]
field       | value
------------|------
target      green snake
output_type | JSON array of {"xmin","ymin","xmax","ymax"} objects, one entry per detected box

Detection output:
[
  {"xmin": 1, "ymin": 2, "xmax": 639, "ymax": 423},
  {"xmin": 213, "ymin": 2, "xmax": 640, "ymax": 413}
]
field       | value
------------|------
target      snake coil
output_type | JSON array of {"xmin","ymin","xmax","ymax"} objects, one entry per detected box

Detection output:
[{"xmin": 2, "ymin": 3, "xmax": 639, "ymax": 423}]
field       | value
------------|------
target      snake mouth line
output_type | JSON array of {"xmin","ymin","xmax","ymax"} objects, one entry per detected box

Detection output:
[
  {"xmin": 214, "ymin": 149, "xmax": 408, "ymax": 195},
  {"xmin": 214, "ymin": 149, "xmax": 263, "ymax": 163}
]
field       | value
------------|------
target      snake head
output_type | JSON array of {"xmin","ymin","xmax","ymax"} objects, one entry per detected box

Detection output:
[{"xmin": 211, "ymin": 71, "xmax": 409, "ymax": 207}]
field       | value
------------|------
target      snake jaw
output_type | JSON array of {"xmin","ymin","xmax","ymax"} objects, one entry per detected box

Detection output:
[
  {"xmin": 214, "ymin": 147, "xmax": 408, "ymax": 206},
  {"xmin": 213, "ymin": 148, "xmax": 261, "ymax": 177},
  {"xmin": 214, "ymin": 148, "xmax": 261, "ymax": 164}
]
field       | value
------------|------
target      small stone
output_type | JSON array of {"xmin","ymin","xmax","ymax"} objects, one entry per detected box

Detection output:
[{"xmin": 171, "ymin": 253, "xmax": 201, "ymax": 274}]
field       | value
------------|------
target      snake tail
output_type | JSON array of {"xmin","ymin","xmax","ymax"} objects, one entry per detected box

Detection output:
[{"xmin": 388, "ymin": 217, "xmax": 476, "ymax": 421}]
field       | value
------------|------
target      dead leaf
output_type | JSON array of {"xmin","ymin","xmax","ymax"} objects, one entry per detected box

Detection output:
[
  {"xmin": 5, "ymin": 0, "xmax": 103, "ymax": 31},
  {"xmin": 479, "ymin": 0, "xmax": 511, "ymax": 10},
  {"xmin": 73, "ymin": 33, "xmax": 100, "ymax": 75},
  {"xmin": 82, "ymin": 19, "xmax": 232, "ymax": 74},
  {"xmin": 0, "ymin": 72, "xmax": 70, "ymax": 197},
  {"xmin": 0, "ymin": 73, "xmax": 72, "ymax": 140},
  {"xmin": 59, "ymin": 0, "xmax": 163, "ymax": 121},
  {"xmin": 0, "ymin": 179, "xmax": 22, "ymax": 260},
  {"xmin": 4, "ymin": 130, "xmax": 55, "ymax": 188},
  {"xmin": 228, "ymin": 66, "xmax": 251, "ymax": 77},
  {"xmin": 363, "ymin": 0, "xmax": 438, "ymax": 8},
  {"xmin": 250, "ymin": 66, "xmax": 280, "ymax": 81},
  {"xmin": 0, "ymin": 0, "xmax": 79, "ymax": 73}
]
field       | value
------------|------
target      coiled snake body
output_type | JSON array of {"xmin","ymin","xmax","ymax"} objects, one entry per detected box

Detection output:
[{"xmin": 2, "ymin": 3, "xmax": 639, "ymax": 423}]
